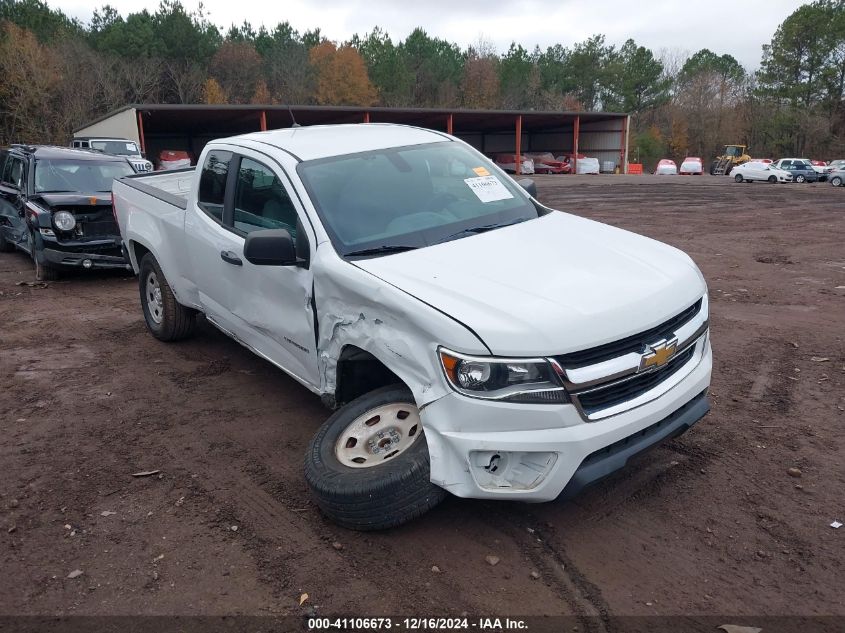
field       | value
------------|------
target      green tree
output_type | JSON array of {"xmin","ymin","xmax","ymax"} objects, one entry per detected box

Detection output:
[
  {"xmin": 399, "ymin": 28, "xmax": 464, "ymax": 107},
  {"xmin": 563, "ymin": 35, "xmax": 615, "ymax": 110},
  {"xmin": 603, "ymin": 39, "xmax": 670, "ymax": 121},
  {"xmin": 0, "ymin": 0, "xmax": 80, "ymax": 41},
  {"xmin": 499, "ymin": 43, "xmax": 535, "ymax": 108},
  {"xmin": 351, "ymin": 27, "xmax": 411, "ymax": 106}
]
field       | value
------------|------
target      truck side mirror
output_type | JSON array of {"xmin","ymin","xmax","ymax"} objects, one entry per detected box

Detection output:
[
  {"xmin": 243, "ymin": 229, "xmax": 298, "ymax": 266},
  {"xmin": 517, "ymin": 178, "xmax": 537, "ymax": 198}
]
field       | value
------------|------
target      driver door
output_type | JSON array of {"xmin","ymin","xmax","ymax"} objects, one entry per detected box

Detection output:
[
  {"xmin": 186, "ymin": 149, "xmax": 319, "ymax": 389},
  {"xmin": 0, "ymin": 154, "xmax": 28, "ymax": 248}
]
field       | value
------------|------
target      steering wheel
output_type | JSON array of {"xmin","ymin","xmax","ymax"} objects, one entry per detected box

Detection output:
[{"xmin": 423, "ymin": 192, "xmax": 460, "ymax": 214}]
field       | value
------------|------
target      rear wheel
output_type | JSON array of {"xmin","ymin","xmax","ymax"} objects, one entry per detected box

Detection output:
[
  {"xmin": 734, "ymin": 174, "xmax": 743, "ymax": 183},
  {"xmin": 831, "ymin": 176, "xmax": 843, "ymax": 187},
  {"xmin": 768, "ymin": 175, "xmax": 777, "ymax": 183},
  {"xmin": 139, "ymin": 253, "xmax": 196, "ymax": 341},
  {"xmin": 305, "ymin": 384, "xmax": 447, "ymax": 531}
]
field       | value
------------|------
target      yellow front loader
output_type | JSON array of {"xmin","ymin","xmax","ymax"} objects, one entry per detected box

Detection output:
[{"xmin": 710, "ymin": 145, "xmax": 751, "ymax": 175}]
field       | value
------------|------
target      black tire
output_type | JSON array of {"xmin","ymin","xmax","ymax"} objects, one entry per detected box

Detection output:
[
  {"xmin": 734, "ymin": 174, "xmax": 743, "ymax": 183},
  {"xmin": 305, "ymin": 384, "xmax": 447, "ymax": 531},
  {"xmin": 138, "ymin": 253, "xmax": 196, "ymax": 341},
  {"xmin": 724, "ymin": 164, "xmax": 733, "ymax": 176},
  {"xmin": 709, "ymin": 161, "xmax": 718, "ymax": 175},
  {"xmin": 768, "ymin": 175, "xmax": 777, "ymax": 183},
  {"xmin": 28, "ymin": 231, "xmax": 58, "ymax": 281},
  {"xmin": 795, "ymin": 174, "xmax": 806, "ymax": 183},
  {"xmin": 831, "ymin": 176, "xmax": 843, "ymax": 187}
]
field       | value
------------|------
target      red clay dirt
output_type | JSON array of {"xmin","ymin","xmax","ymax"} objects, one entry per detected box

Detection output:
[{"xmin": 1, "ymin": 175, "xmax": 843, "ymax": 622}]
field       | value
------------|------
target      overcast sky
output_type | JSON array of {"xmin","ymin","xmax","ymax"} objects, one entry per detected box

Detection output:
[{"xmin": 56, "ymin": 0, "xmax": 811, "ymax": 70}]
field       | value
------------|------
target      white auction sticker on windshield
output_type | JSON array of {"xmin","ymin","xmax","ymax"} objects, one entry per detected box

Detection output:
[{"xmin": 464, "ymin": 175, "xmax": 514, "ymax": 203}]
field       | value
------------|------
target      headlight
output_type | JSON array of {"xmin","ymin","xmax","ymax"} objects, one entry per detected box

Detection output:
[
  {"xmin": 439, "ymin": 348, "xmax": 568, "ymax": 404},
  {"xmin": 53, "ymin": 211, "xmax": 76, "ymax": 231}
]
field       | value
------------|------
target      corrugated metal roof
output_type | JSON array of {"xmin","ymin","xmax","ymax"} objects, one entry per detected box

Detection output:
[{"xmin": 75, "ymin": 103, "xmax": 628, "ymax": 134}]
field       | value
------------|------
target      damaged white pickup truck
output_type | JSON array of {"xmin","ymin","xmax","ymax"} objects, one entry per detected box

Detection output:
[{"xmin": 113, "ymin": 124, "xmax": 712, "ymax": 530}]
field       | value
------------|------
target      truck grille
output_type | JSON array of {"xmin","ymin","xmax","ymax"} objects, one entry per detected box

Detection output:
[
  {"xmin": 574, "ymin": 346, "xmax": 696, "ymax": 415},
  {"xmin": 79, "ymin": 219, "xmax": 119, "ymax": 237},
  {"xmin": 555, "ymin": 299, "xmax": 702, "ymax": 368}
]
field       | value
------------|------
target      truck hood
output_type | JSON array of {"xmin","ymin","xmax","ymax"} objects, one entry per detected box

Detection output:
[
  {"xmin": 30, "ymin": 193, "xmax": 112, "ymax": 210},
  {"xmin": 355, "ymin": 212, "xmax": 706, "ymax": 357}
]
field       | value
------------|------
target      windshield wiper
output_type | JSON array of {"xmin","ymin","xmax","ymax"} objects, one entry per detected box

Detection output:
[
  {"xmin": 345, "ymin": 244, "xmax": 420, "ymax": 257},
  {"xmin": 436, "ymin": 218, "xmax": 528, "ymax": 244}
]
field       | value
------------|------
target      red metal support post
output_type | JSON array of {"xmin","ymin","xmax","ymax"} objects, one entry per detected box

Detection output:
[
  {"xmin": 618, "ymin": 115, "xmax": 627, "ymax": 173},
  {"xmin": 259, "ymin": 110, "xmax": 267, "ymax": 131},
  {"xmin": 572, "ymin": 115, "xmax": 580, "ymax": 175},
  {"xmin": 363, "ymin": 112, "xmax": 370, "ymax": 123},
  {"xmin": 447, "ymin": 113, "xmax": 453, "ymax": 135},
  {"xmin": 515, "ymin": 115, "xmax": 523, "ymax": 176},
  {"xmin": 137, "ymin": 111, "xmax": 146, "ymax": 155}
]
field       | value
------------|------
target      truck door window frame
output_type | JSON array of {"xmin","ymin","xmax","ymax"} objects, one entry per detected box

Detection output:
[
  {"xmin": 228, "ymin": 155, "xmax": 299, "ymax": 239},
  {"xmin": 2, "ymin": 155, "xmax": 25, "ymax": 190},
  {"xmin": 197, "ymin": 150, "xmax": 234, "ymax": 222}
]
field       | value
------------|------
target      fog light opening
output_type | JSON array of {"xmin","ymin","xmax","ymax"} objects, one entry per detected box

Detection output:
[{"xmin": 82, "ymin": 259, "xmax": 93, "ymax": 269}]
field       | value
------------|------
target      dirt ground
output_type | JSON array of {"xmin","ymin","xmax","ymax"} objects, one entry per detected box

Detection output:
[{"xmin": 1, "ymin": 174, "xmax": 843, "ymax": 625}]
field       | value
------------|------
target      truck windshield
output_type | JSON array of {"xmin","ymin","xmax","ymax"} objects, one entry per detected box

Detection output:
[
  {"xmin": 89, "ymin": 140, "xmax": 140, "ymax": 156},
  {"xmin": 34, "ymin": 159, "xmax": 136, "ymax": 193},
  {"xmin": 297, "ymin": 142, "xmax": 537, "ymax": 257}
]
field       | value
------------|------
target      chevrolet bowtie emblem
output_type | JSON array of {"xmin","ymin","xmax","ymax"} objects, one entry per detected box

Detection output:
[{"xmin": 639, "ymin": 339, "xmax": 678, "ymax": 372}]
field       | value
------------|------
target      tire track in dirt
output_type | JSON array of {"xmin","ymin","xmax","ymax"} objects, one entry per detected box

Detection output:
[{"xmin": 487, "ymin": 508, "xmax": 612, "ymax": 632}]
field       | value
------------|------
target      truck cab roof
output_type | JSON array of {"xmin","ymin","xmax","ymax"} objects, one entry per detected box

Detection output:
[{"xmin": 231, "ymin": 124, "xmax": 451, "ymax": 162}]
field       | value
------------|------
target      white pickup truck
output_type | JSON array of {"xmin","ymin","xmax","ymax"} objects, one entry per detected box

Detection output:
[{"xmin": 113, "ymin": 124, "xmax": 712, "ymax": 530}]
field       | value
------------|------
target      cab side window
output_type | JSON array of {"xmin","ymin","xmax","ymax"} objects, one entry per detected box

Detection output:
[
  {"xmin": 2, "ymin": 156, "xmax": 25, "ymax": 190},
  {"xmin": 232, "ymin": 157, "xmax": 297, "ymax": 238},
  {"xmin": 197, "ymin": 150, "xmax": 232, "ymax": 221}
]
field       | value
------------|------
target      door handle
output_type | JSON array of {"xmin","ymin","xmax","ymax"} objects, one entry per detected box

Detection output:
[{"xmin": 220, "ymin": 250, "xmax": 243, "ymax": 266}]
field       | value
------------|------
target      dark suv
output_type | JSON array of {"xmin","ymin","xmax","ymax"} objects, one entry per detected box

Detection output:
[{"xmin": 0, "ymin": 145, "xmax": 135, "ymax": 280}]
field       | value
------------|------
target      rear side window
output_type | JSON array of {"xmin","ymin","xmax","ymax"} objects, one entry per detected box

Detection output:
[
  {"xmin": 2, "ymin": 156, "xmax": 25, "ymax": 189},
  {"xmin": 232, "ymin": 157, "xmax": 297, "ymax": 238},
  {"xmin": 197, "ymin": 151, "xmax": 232, "ymax": 221}
]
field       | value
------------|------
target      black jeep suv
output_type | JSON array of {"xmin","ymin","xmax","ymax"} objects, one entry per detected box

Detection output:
[{"xmin": 0, "ymin": 145, "xmax": 135, "ymax": 280}]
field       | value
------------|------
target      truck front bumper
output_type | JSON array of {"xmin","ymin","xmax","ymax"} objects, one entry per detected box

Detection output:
[
  {"xmin": 41, "ymin": 237, "xmax": 132, "ymax": 271},
  {"xmin": 420, "ymin": 338, "xmax": 712, "ymax": 501}
]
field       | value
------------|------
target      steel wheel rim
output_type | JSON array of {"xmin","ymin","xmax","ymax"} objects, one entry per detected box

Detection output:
[
  {"xmin": 334, "ymin": 402, "xmax": 422, "ymax": 469},
  {"xmin": 146, "ymin": 272, "xmax": 164, "ymax": 324}
]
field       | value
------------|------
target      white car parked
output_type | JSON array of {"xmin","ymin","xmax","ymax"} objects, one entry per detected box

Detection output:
[
  {"xmin": 655, "ymin": 159, "xmax": 678, "ymax": 175},
  {"xmin": 731, "ymin": 161, "xmax": 792, "ymax": 183},
  {"xmin": 679, "ymin": 157, "xmax": 703, "ymax": 175}
]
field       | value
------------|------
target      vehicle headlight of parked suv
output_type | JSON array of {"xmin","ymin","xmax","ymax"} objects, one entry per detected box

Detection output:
[
  {"xmin": 52, "ymin": 210, "xmax": 76, "ymax": 231},
  {"xmin": 439, "ymin": 348, "xmax": 568, "ymax": 403}
]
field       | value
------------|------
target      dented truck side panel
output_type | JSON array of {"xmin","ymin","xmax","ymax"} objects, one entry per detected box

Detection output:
[{"xmin": 312, "ymin": 245, "xmax": 488, "ymax": 408}]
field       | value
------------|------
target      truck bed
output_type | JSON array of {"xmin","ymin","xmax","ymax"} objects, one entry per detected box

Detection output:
[{"xmin": 117, "ymin": 168, "xmax": 195, "ymax": 210}]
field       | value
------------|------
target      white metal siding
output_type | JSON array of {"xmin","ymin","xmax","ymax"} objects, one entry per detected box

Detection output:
[{"xmin": 73, "ymin": 108, "xmax": 140, "ymax": 145}]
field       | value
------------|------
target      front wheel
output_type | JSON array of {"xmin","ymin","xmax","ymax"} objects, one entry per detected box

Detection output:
[
  {"xmin": 768, "ymin": 175, "xmax": 777, "ymax": 183},
  {"xmin": 831, "ymin": 176, "xmax": 843, "ymax": 187},
  {"xmin": 734, "ymin": 174, "xmax": 743, "ymax": 183},
  {"xmin": 138, "ymin": 253, "xmax": 196, "ymax": 341},
  {"xmin": 28, "ymin": 231, "xmax": 58, "ymax": 281},
  {"xmin": 795, "ymin": 174, "xmax": 806, "ymax": 183},
  {"xmin": 305, "ymin": 384, "xmax": 447, "ymax": 531}
]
